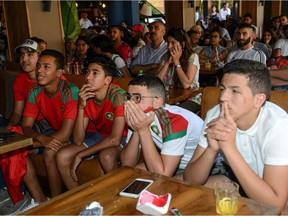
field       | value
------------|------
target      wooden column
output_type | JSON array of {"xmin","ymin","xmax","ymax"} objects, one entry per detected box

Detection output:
[
  {"xmin": 3, "ymin": 1, "xmax": 30, "ymax": 62},
  {"xmin": 164, "ymin": 1, "xmax": 183, "ymax": 31}
]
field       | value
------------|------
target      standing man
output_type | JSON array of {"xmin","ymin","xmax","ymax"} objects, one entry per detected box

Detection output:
[
  {"xmin": 21, "ymin": 49, "xmax": 79, "ymax": 198},
  {"xmin": 130, "ymin": 20, "xmax": 167, "ymax": 76},
  {"xmin": 226, "ymin": 23, "xmax": 266, "ymax": 64},
  {"xmin": 184, "ymin": 59, "xmax": 288, "ymax": 211},
  {"xmin": 219, "ymin": 2, "xmax": 231, "ymax": 21},
  {"xmin": 120, "ymin": 75, "xmax": 203, "ymax": 178}
]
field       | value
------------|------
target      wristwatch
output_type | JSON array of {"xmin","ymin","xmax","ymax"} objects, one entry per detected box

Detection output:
[{"xmin": 175, "ymin": 64, "xmax": 181, "ymax": 68}]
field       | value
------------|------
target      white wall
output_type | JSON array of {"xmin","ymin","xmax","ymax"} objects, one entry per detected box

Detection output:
[{"xmin": 26, "ymin": 1, "xmax": 65, "ymax": 53}]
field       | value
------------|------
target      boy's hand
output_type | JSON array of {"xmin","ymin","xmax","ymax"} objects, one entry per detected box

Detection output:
[
  {"xmin": 37, "ymin": 134, "xmax": 64, "ymax": 152},
  {"xmin": 78, "ymin": 83, "xmax": 95, "ymax": 108},
  {"xmin": 205, "ymin": 103, "xmax": 236, "ymax": 151},
  {"xmin": 124, "ymin": 101, "xmax": 154, "ymax": 132},
  {"xmin": 70, "ymin": 153, "xmax": 82, "ymax": 181}
]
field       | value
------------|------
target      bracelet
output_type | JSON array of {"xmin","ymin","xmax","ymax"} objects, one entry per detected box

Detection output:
[
  {"xmin": 78, "ymin": 105, "xmax": 85, "ymax": 109},
  {"xmin": 175, "ymin": 64, "xmax": 181, "ymax": 68}
]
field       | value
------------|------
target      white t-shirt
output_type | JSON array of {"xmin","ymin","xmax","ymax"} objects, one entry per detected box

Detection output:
[
  {"xmin": 126, "ymin": 104, "xmax": 204, "ymax": 170},
  {"xmin": 112, "ymin": 54, "xmax": 126, "ymax": 69},
  {"xmin": 199, "ymin": 102, "xmax": 288, "ymax": 178},
  {"xmin": 79, "ymin": 18, "xmax": 93, "ymax": 29},
  {"xmin": 227, "ymin": 46, "xmax": 266, "ymax": 64},
  {"xmin": 220, "ymin": 8, "xmax": 231, "ymax": 21},
  {"xmin": 273, "ymin": 39, "xmax": 288, "ymax": 56}
]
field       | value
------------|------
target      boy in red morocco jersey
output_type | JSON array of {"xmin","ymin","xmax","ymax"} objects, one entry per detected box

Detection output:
[
  {"xmin": 21, "ymin": 49, "xmax": 79, "ymax": 198},
  {"xmin": 120, "ymin": 75, "xmax": 203, "ymax": 178},
  {"xmin": 56, "ymin": 54, "xmax": 127, "ymax": 191}
]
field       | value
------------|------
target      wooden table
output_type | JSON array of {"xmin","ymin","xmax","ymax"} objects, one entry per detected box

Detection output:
[
  {"xmin": 200, "ymin": 64, "xmax": 220, "ymax": 75},
  {"xmin": 167, "ymin": 87, "xmax": 202, "ymax": 105},
  {"xmin": 0, "ymin": 129, "xmax": 33, "ymax": 154},
  {"xmin": 22, "ymin": 166, "xmax": 280, "ymax": 215},
  {"xmin": 200, "ymin": 64, "xmax": 220, "ymax": 87}
]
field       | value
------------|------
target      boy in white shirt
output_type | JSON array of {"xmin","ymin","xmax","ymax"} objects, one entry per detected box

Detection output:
[{"xmin": 184, "ymin": 59, "xmax": 288, "ymax": 211}]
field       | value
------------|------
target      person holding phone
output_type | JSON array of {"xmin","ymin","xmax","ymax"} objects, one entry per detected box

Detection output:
[
  {"xmin": 157, "ymin": 28, "xmax": 201, "ymax": 113},
  {"xmin": 120, "ymin": 75, "xmax": 203, "ymax": 178}
]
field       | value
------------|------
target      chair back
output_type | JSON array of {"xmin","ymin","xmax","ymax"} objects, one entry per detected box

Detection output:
[
  {"xmin": 112, "ymin": 77, "xmax": 133, "ymax": 91},
  {"xmin": 268, "ymin": 90, "xmax": 288, "ymax": 112},
  {"xmin": 64, "ymin": 74, "xmax": 132, "ymax": 92},
  {"xmin": 200, "ymin": 86, "xmax": 221, "ymax": 120}
]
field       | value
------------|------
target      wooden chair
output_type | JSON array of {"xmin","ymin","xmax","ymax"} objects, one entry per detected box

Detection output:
[
  {"xmin": 268, "ymin": 90, "xmax": 288, "ymax": 112},
  {"xmin": 200, "ymin": 86, "xmax": 220, "ymax": 120}
]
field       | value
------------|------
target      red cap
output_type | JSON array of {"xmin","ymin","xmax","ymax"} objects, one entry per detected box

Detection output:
[{"xmin": 131, "ymin": 24, "xmax": 143, "ymax": 32}]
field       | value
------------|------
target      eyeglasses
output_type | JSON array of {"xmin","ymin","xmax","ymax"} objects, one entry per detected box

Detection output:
[{"xmin": 123, "ymin": 93, "xmax": 158, "ymax": 104}]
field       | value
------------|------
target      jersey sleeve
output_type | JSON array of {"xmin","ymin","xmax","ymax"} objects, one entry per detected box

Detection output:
[
  {"xmin": 63, "ymin": 85, "xmax": 79, "ymax": 120},
  {"xmin": 23, "ymin": 89, "xmax": 40, "ymax": 119},
  {"xmin": 112, "ymin": 90, "xmax": 125, "ymax": 117}
]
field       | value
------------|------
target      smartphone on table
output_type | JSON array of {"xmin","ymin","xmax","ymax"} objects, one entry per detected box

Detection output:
[{"xmin": 119, "ymin": 178, "xmax": 153, "ymax": 198}]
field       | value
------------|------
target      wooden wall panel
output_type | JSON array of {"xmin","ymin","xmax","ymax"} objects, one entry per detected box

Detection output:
[
  {"xmin": 164, "ymin": 1, "xmax": 183, "ymax": 32},
  {"xmin": 240, "ymin": 1, "xmax": 257, "ymax": 24},
  {"xmin": 3, "ymin": 1, "xmax": 30, "ymax": 62}
]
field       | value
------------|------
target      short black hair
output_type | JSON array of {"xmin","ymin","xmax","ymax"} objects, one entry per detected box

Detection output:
[
  {"xmin": 76, "ymin": 36, "xmax": 90, "ymax": 45},
  {"xmin": 223, "ymin": 59, "xmax": 271, "ymax": 101},
  {"xmin": 129, "ymin": 75, "xmax": 166, "ymax": 103},
  {"xmin": 237, "ymin": 22, "xmax": 253, "ymax": 30},
  {"xmin": 90, "ymin": 34, "xmax": 115, "ymax": 53},
  {"xmin": 243, "ymin": 13, "xmax": 252, "ymax": 19},
  {"xmin": 40, "ymin": 49, "xmax": 64, "ymax": 70},
  {"xmin": 87, "ymin": 54, "xmax": 115, "ymax": 77}
]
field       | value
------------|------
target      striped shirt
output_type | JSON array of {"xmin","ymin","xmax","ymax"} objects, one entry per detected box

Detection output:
[{"xmin": 227, "ymin": 46, "xmax": 266, "ymax": 64}]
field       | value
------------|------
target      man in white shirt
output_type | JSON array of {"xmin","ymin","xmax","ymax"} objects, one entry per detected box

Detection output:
[
  {"xmin": 184, "ymin": 59, "xmax": 288, "ymax": 211},
  {"xmin": 79, "ymin": 12, "xmax": 93, "ymax": 29},
  {"xmin": 219, "ymin": 2, "xmax": 230, "ymax": 21},
  {"xmin": 226, "ymin": 23, "xmax": 266, "ymax": 64}
]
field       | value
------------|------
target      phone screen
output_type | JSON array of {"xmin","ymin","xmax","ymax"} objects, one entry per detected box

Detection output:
[{"xmin": 123, "ymin": 180, "xmax": 152, "ymax": 195}]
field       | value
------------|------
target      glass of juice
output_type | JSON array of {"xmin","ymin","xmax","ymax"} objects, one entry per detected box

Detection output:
[{"xmin": 214, "ymin": 180, "xmax": 239, "ymax": 215}]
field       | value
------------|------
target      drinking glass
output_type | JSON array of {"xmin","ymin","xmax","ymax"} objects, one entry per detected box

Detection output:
[{"xmin": 214, "ymin": 180, "xmax": 239, "ymax": 215}]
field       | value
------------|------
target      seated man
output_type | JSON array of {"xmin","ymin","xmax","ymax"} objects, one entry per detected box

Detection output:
[
  {"xmin": 184, "ymin": 59, "xmax": 288, "ymax": 210},
  {"xmin": 56, "ymin": 54, "xmax": 127, "ymax": 190},
  {"xmin": 120, "ymin": 75, "xmax": 203, "ymax": 178},
  {"xmin": 130, "ymin": 20, "xmax": 167, "ymax": 76},
  {"xmin": 21, "ymin": 49, "xmax": 79, "ymax": 198}
]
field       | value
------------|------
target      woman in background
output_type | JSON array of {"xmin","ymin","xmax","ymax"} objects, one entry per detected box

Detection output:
[
  {"xmin": 261, "ymin": 29, "xmax": 278, "ymax": 58},
  {"xmin": 71, "ymin": 36, "xmax": 92, "ymax": 74},
  {"xmin": 157, "ymin": 28, "xmax": 201, "ymax": 113},
  {"xmin": 198, "ymin": 28, "xmax": 228, "ymax": 64}
]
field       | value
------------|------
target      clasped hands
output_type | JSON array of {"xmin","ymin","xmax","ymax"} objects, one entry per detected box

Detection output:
[{"xmin": 205, "ymin": 102, "xmax": 237, "ymax": 151}]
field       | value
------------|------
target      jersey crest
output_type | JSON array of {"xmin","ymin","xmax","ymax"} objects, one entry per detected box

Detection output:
[{"xmin": 105, "ymin": 112, "xmax": 114, "ymax": 120}]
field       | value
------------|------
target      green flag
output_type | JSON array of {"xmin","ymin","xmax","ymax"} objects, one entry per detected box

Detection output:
[{"xmin": 61, "ymin": 1, "xmax": 81, "ymax": 39}]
